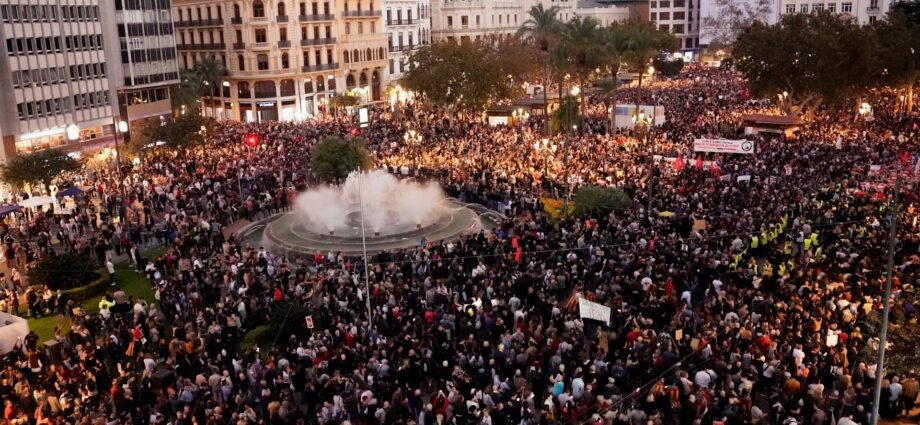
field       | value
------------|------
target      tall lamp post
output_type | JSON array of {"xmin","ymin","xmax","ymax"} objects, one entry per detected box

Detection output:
[
  {"xmin": 403, "ymin": 128, "xmax": 423, "ymax": 174},
  {"xmin": 634, "ymin": 111, "xmax": 654, "ymax": 222},
  {"xmin": 561, "ymin": 86, "xmax": 579, "ymax": 219},
  {"xmin": 533, "ymin": 138, "xmax": 557, "ymax": 196},
  {"xmin": 113, "ymin": 119, "xmax": 129, "ymax": 220}
]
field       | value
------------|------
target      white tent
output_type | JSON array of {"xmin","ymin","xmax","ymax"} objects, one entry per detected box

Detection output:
[{"xmin": 18, "ymin": 196, "xmax": 54, "ymax": 208}]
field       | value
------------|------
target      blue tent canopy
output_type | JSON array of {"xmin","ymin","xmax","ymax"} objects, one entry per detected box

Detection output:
[
  {"xmin": 55, "ymin": 187, "xmax": 84, "ymax": 198},
  {"xmin": 0, "ymin": 204, "xmax": 21, "ymax": 215}
]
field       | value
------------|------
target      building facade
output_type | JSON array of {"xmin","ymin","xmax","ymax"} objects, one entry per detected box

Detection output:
[
  {"xmin": 430, "ymin": 0, "xmax": 527, "ymax": 43},
  {"xmin": 777, "ymin": 0, "xmax": 890, "ymax": 25},
  {"xmin": 649, "ymin": 0, "xmax": 701, "ymax": 53},
  {"xmin": 101, "ymin": 0, "xmax": 180, "ymax": 131},
  {"xmin": 172, "ymin": 0, "xmax": 387, "ymax": 122},
  {"xmin": 0, "ymin": 0, "xmax": 116, "ymax": 160},
  {"xmin": 382, "ymin": 0, "xmax": 430, "ymax": 82}
]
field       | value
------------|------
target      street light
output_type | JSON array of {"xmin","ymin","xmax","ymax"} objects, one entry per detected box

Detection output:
[
  {"xmin": 404, "ymin": 127, "xmax": 423, "ymax": 172},
  {"xmin": 66, "ymin": 124, "xmax": 80, "ymax": 142},
  {"xmin": 633, "ymin": 111, "xmax": 655, "ymax": 221},
  {"xmin": 533, "ymin": 138, "xmax": 557, "ymax": 194}
]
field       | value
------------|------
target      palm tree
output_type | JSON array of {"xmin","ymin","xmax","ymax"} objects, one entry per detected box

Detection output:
[
  {"xmin": 192, "ymin": 58, "xmax": 229, "ymax": 118},
  {"xmin": 518, "ymin": 5, "xmax": 561, "ymax": 135},
  {"xmin": 602, "ymin": 22, "xmax": 631, "ymax": 109},
  {"xmin": 623, "ymin": 22, "xmax": 669, "ymax": 116},
  {"xmin": 560, "ymin": 16, "xmax": 605, "ymax": 114},
  {"xmin": 171, "ymin": 69, "xmax": 203, "ymax": 115}
]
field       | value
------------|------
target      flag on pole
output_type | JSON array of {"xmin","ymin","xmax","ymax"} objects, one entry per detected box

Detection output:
[{"xmin": 672, "ymin": 155, "xmax": 685, "ymax": 171}]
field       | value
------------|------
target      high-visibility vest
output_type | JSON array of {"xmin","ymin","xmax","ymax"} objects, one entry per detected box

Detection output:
[
  {"xmin": 809, "ymin": 233, "xmax": 819, "ymax": 247},
  {"xmin": 751, "ymin": 236, "xmax": 759, "ymax": 249},
  {"xmin": 815, "ymin": 247, "xmax": 823, "ymax": 262},
  {"xmin": 804, "ymin": 238, "xmax": 812, "ymax": 251},
  {"xmin": 784, "ymin": 241, "xmax": 793, "ymax": 255}
]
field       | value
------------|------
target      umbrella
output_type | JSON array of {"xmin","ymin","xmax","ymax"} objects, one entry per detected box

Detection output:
[
  {"xmin": 0, "ymin": 205, "xmax": 21, "ymax": 215},
  {"xmin": 55, "ymin": 187, "xmax": 84, "ymax": 198},
  {"xmin": 18, "ymin": 196, "xmax": 54, "ymax": 208}
]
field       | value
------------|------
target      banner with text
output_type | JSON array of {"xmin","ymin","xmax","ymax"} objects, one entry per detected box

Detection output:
[
  {"xmin": 694, "ymin": 138, "xmax": 755, "ymax": 154},
  {"xmin": 578, "ymin": 298, "xmax": 611, "ymax": 325}
]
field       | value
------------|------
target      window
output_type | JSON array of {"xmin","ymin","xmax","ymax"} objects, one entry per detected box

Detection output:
[
  {"xmin": 280, "ymin": 28, "xmax": 287, "ymax": 41},
  {"xmin": 344, "ymin": 50, "xmax": 349, "ymax": 63},
  {"xmin": 378, "ymin": 47, "xmax": 384, "ymax": 58},
  {"xmin": 869, "ymin": 15, "xmax": 876, "ymax": 22},
  {"xmin": 257, "ymin": 54, "xmax": 269, "ymax": 70},
  {"xmin": 800, "ymin": 4, "xmax": 808, "ymax": 12},
  {"xmin": 659, "ymin": 11, "xmax": 670, "ymax": 19},
  {"xmin": 786, "ymin": 3, "xmax": 795, "ymax": 12},
  {"xmin": 461, "ymin": 15, "xmax": 467, "ymax": 26},
  {"xmin": 253, "ymin": 0, "xmax": 264, "ymax": 17},
  {"xmin": 650, "ymin": 12, "xmax": 657, "ymax": 20},
  {"xmin": 255, "ymin": 29, "xmax": 267, "ymax": 43},
  {"xmin": 660, "ymin": 1, "xmax": 670, "ymax": 7},
  {"xmin": 659, "ymin": 24, "xmax": 669, "ymax": 31},
  {"xmin": 475, "ymin": 15, "xmax": 480, "ymax": 26},
  {"xmin": 447, "ymin": 16, "xmax": 452, "ymax": 27},
  {"xmin": 236, "ymin": 29, "xmax": 243, "ymax": 42},
  {"xmin": 812, "ymin": 4, "xmax": 824, "ymax": 11},
  {"xmin": 387, "ymin": 9, "xmax": 391, "ymax": 23},
  {"xmin": 672, "ymin": 24, "xmax": 684, "ymax": 33},
  {"xmin": 389, "ymin": 59, "xmax": 394, "ymax": 74},
  {"xmin": 673, "ymin": 11, "xmax": 685, "ymax": 19},
  {"xmin": 870, "ymin": 0, "xmax": 878, "ymax": 7},
  {"xmin": 326, "ymin": 49, "xmax": 332, "ymax": 64},
  {"xmin": 827, "ymin": 3, "xmax": 836, "ymax": 12},
  {"xmin": 234, "ymin": 4, "xmax": 241, "ymax": 18},
  {"xmin": 278, "ymin": 1, "xmax": 286, "ymax": 16},
  {"xmin": 282, "ymin": 53, "xmax": 289, "ymax": 68},
  {"xmin": 841, "ymin": 2, "xmax": 852, "ymax": 11}
]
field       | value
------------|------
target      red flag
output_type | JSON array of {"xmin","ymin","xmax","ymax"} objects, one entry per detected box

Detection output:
[
  {"xmin": 511, "ymin": 236, "xmax": 519, "ymax": 249},
  {"xmin": 710, "ymin": 161, "xmax": 720, "ymax": 178},
  {"xmin": 672, "ymin": 155, "xmax": 685, "ymax": 171},
  {"xmin": 514, "ymin": 246, "xmax": 522, "ymax": 262},
  {"xmin": 695, "ymin": 155, "xmax": 703, "ymax": 169}
]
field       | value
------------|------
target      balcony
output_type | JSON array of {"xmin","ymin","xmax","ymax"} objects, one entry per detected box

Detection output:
[
  {"xmin": 278, "ymin": 40, "xmax": 291, "ymax": 48},
  {"xmin": 866, "ymin": 5, "xmax": 879, "ymax": 11},
  {"xmin": 175, "ymin": 18, "xmax": 225, "ymax": 28},
  {"xmin": 343, "ymin": 10, "xmax": 381, "ymax": 17},
  {"xmin": 177, "ymin": 43, "xmax": 226, "ymax": 51},
  {"xmin": 300, "ymin": 37, "xmax": 337, "ymax": 46},
  {"xmin": 386, "ymin": 19, "xmax": 415, "ymax": 26},
  {"xmin": 233, "ymin": 42, "xmax": 246, "ymax": 49},
  {"xmin": 301, "ymin": 62, "xmax": 339, "ymax": 72},
  {"xmin": 277, "ymin": 15, "xmax": 289, "ymax": 22},
  {"xmin": 251, "ymin": 42, "xmax": 271, "ymax": 50},
  {"xmin": 230, "ymin": 17, "xmax": 243, "ymax": 24},
  {"xmin": 299, "ymin": 14, "xmax": 335, "ymax": 22},
  {"xmin": 388, "ymin": 44, "xmax": 415, "ymax": 53}
]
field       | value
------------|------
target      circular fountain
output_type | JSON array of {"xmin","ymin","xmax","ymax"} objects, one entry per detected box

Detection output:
[{"xmin": 245, "ymin": 170, "xmax": 500, "ymax": 256}]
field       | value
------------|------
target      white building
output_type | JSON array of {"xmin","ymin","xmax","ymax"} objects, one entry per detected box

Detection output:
[
  {"xmin": 383, "ymin": 0, "xmax": 431, "ymax": 82},
  {"xmin": 430, "ymin": 0, "xmax": 584, "ymax": 43},
  {"xmin": 649, "ymin": 0, "xmax": 701, "ymax": 53},
  {"xmin": 777, "ymin": 0, "xmax": 890, "ymax": 25},
  {"xmin": 575, "ymin": 0, "xmax": 631, "ymax": 26},
  {"xmin": 0, "ymin": 0, "xmax": 116, "ymax": 160}
]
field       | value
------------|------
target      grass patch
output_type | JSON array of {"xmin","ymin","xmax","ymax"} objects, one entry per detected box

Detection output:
[{"xmin": 27, "ymin": 246, "xmax": 167, "ymax": 343}]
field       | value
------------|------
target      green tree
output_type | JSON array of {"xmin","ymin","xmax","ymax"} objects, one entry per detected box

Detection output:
[
  {"xmin": 734, "ymin": 12, "xmax": 882, "ymax": 115},
  {"xmin": 310, "ymin": 137, "xmax": 372, "ymax": 182},
  {"xmin": 701, "ymin": 0, "xmax": 773, "ymax": 46},
  {"xmin": 28, "ymin": 253, "xmax": 100, "ymax": 290},
  {"xmin": 143, "ymin": 114, "xmax": 214, "ymax": 149},
  {"xmin": 518, "ymin": 5, "xmax": 563, "ymax": 134},
  {"xmin": 2, "ymin": 149, "xmax": 82, "ymax": 190},
  {"xmin": 574, "ymin": 185, "xmax": 632, "ymax": 217},
  {"xmin": 653, "ymin": 57, "xmax": 685, "ymax": 78},
  {"xmin": 602, "ymin": 22, "xmax": 633, "ymax": 106},
  {"xmin": 560, "ymin": 16, "xmax": 606, "ymax": 111},
  {"xmin": 193, "ymin": 58, "xmax": 229, "ymax": 118},
  {"xmin": 330, "ymin": 93, "xmax": 360, "ymax": 116},
  {"xmin": 623, "ymin": 22, "xmax": 679, "ymax": 113},
  {"xmin": 876, "ymin": 8, "xmax": 920, "ymax": 113},
  {"xmin": 551, "ymin": 95, "xmax": 584, "ymax": 135},
  {"xmin": 405, "ymin": 37, "xmax": 536, "ymax": 113},
  {"xmin": 171, "ymin": 69, "xmax": 204, "ymax": 114}
]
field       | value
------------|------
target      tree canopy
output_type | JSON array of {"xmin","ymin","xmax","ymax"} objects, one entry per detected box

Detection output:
[
  {"xmin": 139, "ymin": 113, "xmax": 216, "ymax": 149},
  {"xmin": 404, "ymin": 37, "xmax": 537, "ymax": 111},
  {"xmin": 734, "ymin": 12, "xmax": 882, "ymax": 112},
  {"xmin": 310, "ymin": 137, "xmax": 372, "ymax": 182},
  {"xmin": 2, "ymin": 149, "xmax": 81, "ymax": 189}
]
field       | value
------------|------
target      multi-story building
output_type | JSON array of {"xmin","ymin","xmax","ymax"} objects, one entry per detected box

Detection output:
[
  {"xmin": 101, "ymin": 0, "xmax": 180, "ymax": 133},
  {"xmin": 575, "ymin": 0, "xmax": 631, "ymax": 26},
  {"xmin": 430, "ymin": 0, "xmax": 527, "ymax": 43},
  {"xmin": 777, "ymin": 0, "xmax": 890, "ymax": 25},
  {"xmin": 649, "ymin": 0, "xmax": 700, "ymax": 53},
  {"xmin": 383, "ymin": 0, "xmax": 430, "ymax": 82},
  {"xmin": 172, "ymin": 0, "xmax": 387, "ymax": 122},
  {"xmin": 0, "ymin": 0, "xmax": 116, "ymax": 159}
]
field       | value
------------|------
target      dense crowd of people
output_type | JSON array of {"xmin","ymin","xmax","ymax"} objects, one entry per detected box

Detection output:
[{"xmin": 0, "ymin": 66, "xmax": 919, "ymax": 425}]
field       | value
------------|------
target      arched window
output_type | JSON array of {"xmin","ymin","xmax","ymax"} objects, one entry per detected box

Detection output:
[
  {"xmin": 254, "ymin": 81, "xmax": 276, "ymax": 98},
  {"xmin": 353, "ymin": 49, "xmax": 359, "ymax": 62},
  {"xmin": 252, "ymin": 0, "xmax": 264, "ymax": 17},
  {"xmin": 257, "ymin": 54, "xmax": 269, "ymax": 70},
  {"xmin": 281, "ymin": 53, "xmax": 289, "ymax": 69},
  {"xmin": 359, "ymin": 72, "xmax": 368, "ymax": 87},
  {"xmin": 237, "ymin": 54, "xmax": 245, "ymax": 71},
  {"xmin": 304, "ymin": 79, "xmax": 314, "ymax": 94},
  {"xmin": 316, "ymin": 76, "xmax": 326, "ymax": 91},
  {"xmin": 277, "ymin": 1, "xmax": 286, "ymax": 16},
  {"xmin": 365, "ymin": 48, "xmax": 371, "ymax": 60},
  {"xmin": 238, "ymin": 81, "xmax": 251, "ymax": 97},
  {"xmin": 346, "ymin": 74, "xmax": 355, "ymax": 89},
  {"xmin": 280, "ymin": 79, "xmax": 295, "ymax": 96},
  {"xmin": 327, "ymin": 75, "xmax": 336, "ymax": 90},
  {"xmin": 233, "ymin": 4, "xmax": 241, "ymax": 18},
  {"xmin": 343, "ymin": 50, "xmax": 349, "ymax": 63},
  {"xmin": 378, "ymin": 47, "xmax": 384, "ymax": 59}
]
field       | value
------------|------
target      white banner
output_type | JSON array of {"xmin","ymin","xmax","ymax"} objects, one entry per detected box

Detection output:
[
  {"xmin": 578, "ymin": 298, "xmax": 611, "ymax": 324},
  {"xmin": 694, "ymin": 138, "xmax": 755, "ymax": 154}
]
